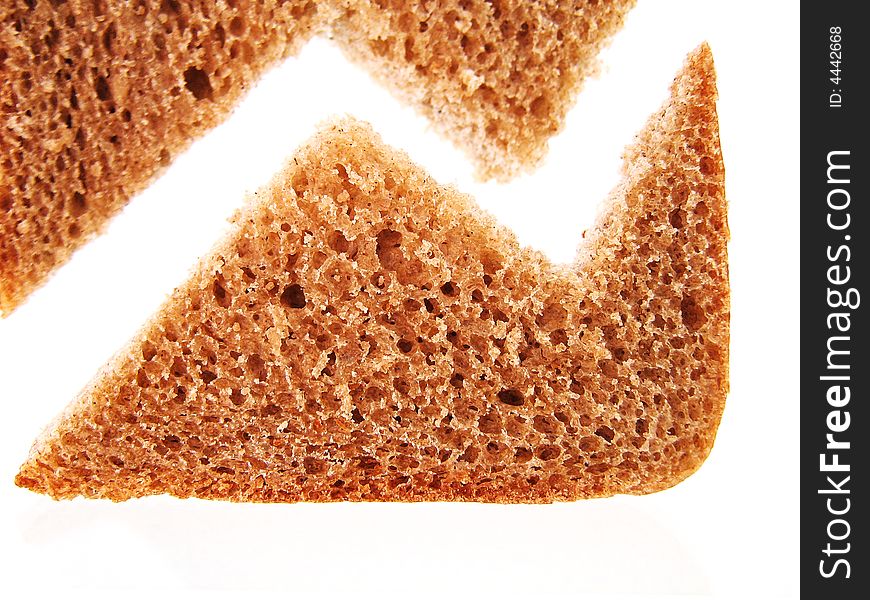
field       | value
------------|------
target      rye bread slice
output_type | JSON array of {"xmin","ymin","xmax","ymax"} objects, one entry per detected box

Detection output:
[{"xmin": 16, "ymin": 45, "xmax": 728, "ymax": 502}]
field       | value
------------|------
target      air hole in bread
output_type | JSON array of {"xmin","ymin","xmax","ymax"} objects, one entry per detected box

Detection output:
[
  {"xmin": 280, "ymin": 284, "xmax": 306, "ymax": 309},
  {"xmin": 594, "ymin": 426, "xmax": 615, "ymax": 443},
  {"xmin": 69, "ymin": 192, "xmax": 87, "ymax": 217},
  {"xmin": 497, "ymin": 388, "xmax": 524, "ymax": 406},
  {"xmin": 183, "ymin": 67, "xmax": 213, "ymax": 100}
]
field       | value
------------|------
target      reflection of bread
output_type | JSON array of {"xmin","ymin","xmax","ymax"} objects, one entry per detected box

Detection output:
[
  {"xmin": 0, "ymin": 1, "xmax": 636, "ymax": 316},
  {"xmin": 331, "ymin": 1, "xmax": 637, "ymax": 180},
  {"xmin": 0, "ymin": 0, "xmax": 329, "ymax": 316},
  {"xmin": 16, "ymin": 45, "xmax": 727, "ymax": 502}
]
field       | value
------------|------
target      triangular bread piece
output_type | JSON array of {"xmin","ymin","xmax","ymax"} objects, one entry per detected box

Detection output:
[
  {"xmin": 330, "ymin": 0, "xmax": 637, "ymax": 180},
  {"xmin": 16, "ymin": 45, "xmax": 727, "ymax": 502},
  {"xmin": 1, "ymin": 0, "xmax": 636, "ymax": 315}
]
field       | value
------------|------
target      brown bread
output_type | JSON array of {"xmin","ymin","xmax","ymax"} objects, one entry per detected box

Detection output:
[
  {"xmin": 1, "ymin": 0, "xmax": 635, "ymax": 315},
  {"xmin": 330, "ymin": 0, "xmax": 637, "ymax": 180},
  {"xmin": 16, "ymin": 45, "xmax": 728, "ymax": 502},
  {"xmin": 0, "ymin": 0, "xmax": 327, "ymax": 316}
]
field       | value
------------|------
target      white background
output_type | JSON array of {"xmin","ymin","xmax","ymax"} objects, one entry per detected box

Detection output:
[{"xmin": 0, "ymin": 1, "xmax": 799, "ymax": 598}]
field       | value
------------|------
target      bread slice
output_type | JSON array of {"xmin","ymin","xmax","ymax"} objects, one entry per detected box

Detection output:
[
  {"xmin": 0, "ymin": 0, "xmax": 329, "ymax": 316},
  {"xmin": 330, "ymin": 0, "xmax": 637, "ymax": 180},
  {"xmin": 1, "ymin": 1, "xmax": 636, "ymax": 316},
  {"xmin": 15, "ymin": 45, "xmax": 727, "ymax": 502}
]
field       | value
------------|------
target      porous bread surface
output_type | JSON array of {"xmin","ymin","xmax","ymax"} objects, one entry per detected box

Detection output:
[
  {"xmin": 1, "ymin": 0, "xmax": 637, "ymax": 316},
  {"xmin": 16, "ymin": 45, "xmax": 728, "ymax": 502},
  {"xmin": 330, "ymin": 1, "xmax": 636, "ymax": 181},
  {"xmin": 0, "ymin": 0, "xmax": 326, "ymax": 316}
]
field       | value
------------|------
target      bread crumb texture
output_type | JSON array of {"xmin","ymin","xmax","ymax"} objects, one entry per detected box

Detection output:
[
  {"xmin": 0, "ymin": 0, "xmax": 635, "ymax": 316},
  {"xmin": 15, "ymin": 45, "xmax": 727, "ymax": 503}
]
